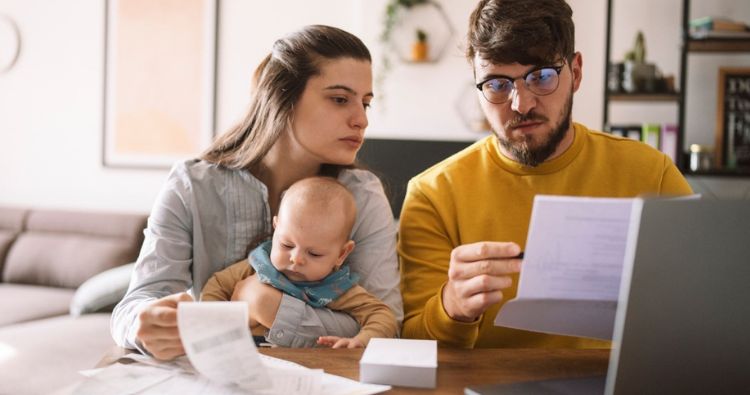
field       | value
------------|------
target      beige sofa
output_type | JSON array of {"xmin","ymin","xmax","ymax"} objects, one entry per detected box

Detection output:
[{"xmin": 0, "ymin": 207, "xmax": 147, "ymax": 395}]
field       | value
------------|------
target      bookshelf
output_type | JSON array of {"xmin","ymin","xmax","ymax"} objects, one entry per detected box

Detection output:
[{"xmin": 603, "ymin": 0, "xmax": 750, "ymax": 177}]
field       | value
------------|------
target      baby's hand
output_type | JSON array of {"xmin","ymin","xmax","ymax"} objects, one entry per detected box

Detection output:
[{"xmin": 317, "ymin": 336, "xmax": 364, "ymax": 349}]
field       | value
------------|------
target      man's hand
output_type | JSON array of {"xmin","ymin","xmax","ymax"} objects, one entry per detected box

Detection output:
[
  {"xmin": 316, "ymin": 336, "xmax": 365, "ymax": 349},
  {"xmin": 136, "ymin": 292, "xmax": 193, "ymax": 361},
  {"xmin": 442, "ymin": 241, "xmax": 522, "ymax": 322},
  {"xmin": 231, "ymin": 274, "xmax": 282, "ymax": 329}
]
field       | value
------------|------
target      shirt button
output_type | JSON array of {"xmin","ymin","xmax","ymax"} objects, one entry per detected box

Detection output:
[{"xmin": 275, "ymin": 331, "xmax": 284, "ymax": 339}]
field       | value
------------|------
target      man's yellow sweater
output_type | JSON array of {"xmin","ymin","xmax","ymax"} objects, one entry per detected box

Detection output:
[{"xmin": 398, "ymin": 123, "xmax": 693, "ymax": 348}]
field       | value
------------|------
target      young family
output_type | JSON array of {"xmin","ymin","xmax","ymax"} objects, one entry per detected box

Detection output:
[{"xmin": 112, "ymin": 0, "xmax": 692, "ymax": 360}]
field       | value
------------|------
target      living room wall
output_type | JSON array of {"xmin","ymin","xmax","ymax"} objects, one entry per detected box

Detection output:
[{"xmin": 0, "ymin": 0, "xmax": 748, "ymax": 213}]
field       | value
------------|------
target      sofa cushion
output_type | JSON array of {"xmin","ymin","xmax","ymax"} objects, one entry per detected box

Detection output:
[
  {"xmin": 0, "ymin": 207, "xmax": 27, "ymax": 280},
  {"xmin": 0, "ymin": 284, "xmax": 75, "ymax": 326},
  {"xmin": 0, "ymin": 207, "xmax": 27, "ymax": 230},
  {"xmin": 70, "ymin": 263, "xmax": 134, "ymax": 316},
  {"xmin": 0, "ymin": 313, "xmax": 114, "ymax": 395},
  {"xmin": 2, "ymin": 210, "xmax": 146, "ymax": 288}
]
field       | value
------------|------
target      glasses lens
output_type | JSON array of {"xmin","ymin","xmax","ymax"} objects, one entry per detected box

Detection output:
[
  {"xmin": 526, "ymin": 68, "xmax": 559, "ymax": 95},
  {"xmin": 483, "ymin": 78, "xmax": 513, "ymax": 103}
]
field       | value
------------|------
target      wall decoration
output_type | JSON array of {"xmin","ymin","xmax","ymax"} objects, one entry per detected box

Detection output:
[
  {"xmin": 381, "ymin": 0, "xmax": 455, "ymax": 64},
  {"xmin": 376, "ymin": 0, "xmax": 455, "ymax": 105},
  {"xmin": 103, "ymin": 0, "xmax": 217, "ymax": 168},
  {"xmin": 455, "ymin": 81, "xmax": 490, "ymax": 134},
  {"xmin": 715, "ymin": 67, "xmax": 750, "ymax": 169},
  {"xmin": 0, "ymin": 14, "xmax": 21, "ymax": 74}
]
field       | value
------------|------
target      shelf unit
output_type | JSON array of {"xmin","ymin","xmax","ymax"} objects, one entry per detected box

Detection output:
[{"xmin": 603, "ymin": 0, "xmax": 750, "ymax": 177}]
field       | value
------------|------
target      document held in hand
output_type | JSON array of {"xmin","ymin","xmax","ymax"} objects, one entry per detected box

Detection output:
[{"xmin": 494, "ymin": 195, "xmax": 638, "ymax": 340}]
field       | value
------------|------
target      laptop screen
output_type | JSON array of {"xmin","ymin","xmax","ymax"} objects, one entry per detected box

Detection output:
[{"xmin": 607, "ymin": 199, "xmax": 750, "ymax": 394}]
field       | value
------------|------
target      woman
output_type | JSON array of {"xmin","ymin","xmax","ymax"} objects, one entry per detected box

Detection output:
[{"xmin": 111, "ymin": 25, "xmax": 402, "ymax": 360}]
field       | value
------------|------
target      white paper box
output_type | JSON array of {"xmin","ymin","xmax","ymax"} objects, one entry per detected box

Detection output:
[{"xmin": 359, "ymin": 338, "xmax": 437, "ymax": 388}]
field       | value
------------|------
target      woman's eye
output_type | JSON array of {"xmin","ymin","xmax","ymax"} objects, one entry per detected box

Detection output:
[
  {"xmin": 332, "ymin": 97, "xmax": 348, "ymax": 104},
  {"xmin": 363, "ymin": 102, "xmax": 372, "ymax": 110}
]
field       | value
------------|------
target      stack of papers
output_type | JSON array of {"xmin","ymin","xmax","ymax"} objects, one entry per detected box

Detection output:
[
  {"xmin": 360, "ymin": 338, "xmax": 437, "ymax": 389},
  {"xmin": 72, "ymin": 302, "xmax": 391, "ymax": 395}
]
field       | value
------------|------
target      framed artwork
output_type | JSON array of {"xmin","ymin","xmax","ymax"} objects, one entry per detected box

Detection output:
[
  {"xmin": 103, "ymin": 0, "xmax": 217, "ymax": 168},
  {"xmin": 715, "ymin": 67, "xmax": 750, "ymax": 169}
]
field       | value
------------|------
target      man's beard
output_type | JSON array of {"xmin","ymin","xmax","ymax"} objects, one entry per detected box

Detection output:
[{"xmin": 496, "ymin": 91, "xmax": 574, "ymax": 167}]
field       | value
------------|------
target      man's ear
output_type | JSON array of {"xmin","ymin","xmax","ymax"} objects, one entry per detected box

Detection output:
[
  {"xmin": 571, "ymin": 51, "xmax": 583, "ymax": 92},
  {"xmin": 335, "ymin": 240, "xmax": 356, "ymax": 268},
  {"xmin": 272, "ymin": 216, "xmax": 278, "ymax": 230}
]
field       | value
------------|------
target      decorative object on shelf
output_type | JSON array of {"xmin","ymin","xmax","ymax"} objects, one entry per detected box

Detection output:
[
  {"xmin": 689, "ymin": 144, "xmax": 713, "ymax": 172},
  {"xmin": 377, "ymin": 0, "xmax": 455, "ymax": 99},
  {"xmin": 0, "ymin": 14, "xmax": 21, "ymax": 74},
  {"xmin": 103, "ymin": 0, "xmax": 217, "ymax": 169},
  {"xmin": 455, "ymin": 81, "xmax": 491, "ymax": 134},
  {"xmin": 411, "ymin": 28, "xmax": 429, "ymax": 62},
  {"xmin": 607, "ymin": 62, "xmax": 624, "ymax": 92},
  {"xmin": 380, "ymin": 0, "xmax": 453, "ymax": 63},
  {"xmin": 621, "ymin": 31, "xmax": 658, "ymax": 93},
  {"xmin": 715, "ymin": 67, "xmax": 750, "ymax": 170},
  {"xmin": 611, "ymin": 30, "xmax": 674, "ymax": 95}
]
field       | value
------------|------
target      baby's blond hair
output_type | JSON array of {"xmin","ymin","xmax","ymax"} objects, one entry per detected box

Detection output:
[{"xmin": 279, "ymin": 177, "xmax": 357, "ymax": 240}]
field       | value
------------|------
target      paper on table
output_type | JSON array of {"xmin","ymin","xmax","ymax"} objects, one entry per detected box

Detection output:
[
  {"xmin": 71, "ymin": 364, "xmax": 176, "ymax": 395},
  {"xmin": 74, "ymin": 302, "xmax": 386, "ymax": 395},
  {"xmin": 494, "ymin": 195, "xmax": 636, "ymax": 340},
  {"xmin": 177, "ymin": 301, "xmax": 272, "ymax": 390}
]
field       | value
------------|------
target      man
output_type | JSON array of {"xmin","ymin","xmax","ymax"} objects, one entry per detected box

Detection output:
[{"xmin": 398, "ymin": 0, "xmax": 692, "ymax": 348}]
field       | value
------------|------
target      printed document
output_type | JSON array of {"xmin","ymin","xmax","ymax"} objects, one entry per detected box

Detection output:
[
  {"xmin": 73, "ymin": 301, "xmax": 391, "ymax": 395},
  {"xmin": 494, "ymin": 195, "xmax": 636, "ymax": 340}
]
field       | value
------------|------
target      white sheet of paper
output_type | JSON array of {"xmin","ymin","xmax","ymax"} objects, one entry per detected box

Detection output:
[
  {"xmin": 518, "ymin": 195, "xmax": 634, "ymax": 301},
  {"xmin": 71, "ymin": 364, "xmax": 175, "ymax": 395},
  {"xmin": 178, "ymin": 301, "xmax": 272, "ymax": 390},
  {"xmin": 495, "ymin": 195, "xmax": 635, "ymax": 340},
  {"xmin": 74, "ymin": 303, "xmax": 386, "ymax": 395}
]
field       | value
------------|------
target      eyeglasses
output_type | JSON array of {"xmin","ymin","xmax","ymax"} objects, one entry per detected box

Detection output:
[{"xmin": 475, "ymin": 65, "xmax": 564, "ymax": 104}]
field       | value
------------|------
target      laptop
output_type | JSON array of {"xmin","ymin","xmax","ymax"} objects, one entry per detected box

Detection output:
[{"xmin": 466, "ymin": 199, "xmax": 750, "ymax": 395}]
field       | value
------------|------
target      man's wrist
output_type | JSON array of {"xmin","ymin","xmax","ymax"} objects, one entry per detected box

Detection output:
[{"xmin": 441, "ymin": 283, "xmax": 480, "ymax": 323}]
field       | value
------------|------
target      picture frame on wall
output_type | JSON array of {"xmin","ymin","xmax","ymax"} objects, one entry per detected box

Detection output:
[
  {"xmin": 715, "ymin": 67, "xmax": 750, "ymax": 170},
  {"xmin": 103, "ymin": 0, "xmax": 217, "ymax": 168}
]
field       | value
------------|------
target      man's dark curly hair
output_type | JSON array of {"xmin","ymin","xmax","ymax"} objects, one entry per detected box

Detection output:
[{"xmin": 466, "ymin": 0, "xmax": 575, "ymax": 66}]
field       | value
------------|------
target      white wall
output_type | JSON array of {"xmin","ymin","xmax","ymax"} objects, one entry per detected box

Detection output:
[{"xmin": 0, "ymin": 0, "xmax": 748, "ymax": 213}]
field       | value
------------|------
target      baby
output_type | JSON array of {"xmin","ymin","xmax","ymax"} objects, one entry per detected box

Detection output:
[{"xmin": 201, "ymin": 176, "xmax": 397, "ymax": 348}]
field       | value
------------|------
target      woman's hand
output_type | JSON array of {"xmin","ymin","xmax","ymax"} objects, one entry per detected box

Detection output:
[
  {"xmin": 317, "ymin": 336, "xmax": 364, "ymax": 349},
  {"xmin": 136, "ymin": 292, "xmax": 193, "ymax": 360},
  {"xmin": 231, "ymin": 274, "xmax": 282, "ymax": 329}
]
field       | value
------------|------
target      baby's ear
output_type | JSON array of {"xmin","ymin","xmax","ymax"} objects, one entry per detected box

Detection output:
[
  {"xmin": 336, "ymin": 240, "xmax": 356, "ymax": 267},
  {"xmin": 272, "ymin": 216, "xmax": 278, "ymax": 229}
]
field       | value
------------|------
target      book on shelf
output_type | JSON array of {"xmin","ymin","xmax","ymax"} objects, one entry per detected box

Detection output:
[
  {"xmin": 641, "ymin": 123, "xmax": 660, "ymax": 149},
  {"xmin": 690, "ymin": 30, "xmax": 750, "ymax": 40},
  {"xmin": 605, "ymin": 123, "xmax": 678, "ymax": 164},
  {"xmin": 689, "ymin": 16, "xmax": 750, "ymax": 40},
  {"xmin": 689, "ymin": 16, "xmax": 749, "ymax": 32}
]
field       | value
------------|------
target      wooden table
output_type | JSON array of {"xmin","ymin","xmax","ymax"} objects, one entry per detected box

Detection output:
[
  {"xmin": 259, "ymin": 347, "xmax": 610, "ymax": 394},
  {"xmin": 98, "ymin": 347, "xmax": 609, "ymax": 394}
]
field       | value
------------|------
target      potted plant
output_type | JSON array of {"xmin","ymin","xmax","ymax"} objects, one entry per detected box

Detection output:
[
  {"xmin": 411, "ymin": 28, "xmax": 429, "ymax": 62},
  {"xmin": 622, "ymin": 31, "xmax": 657, "ymax": 92}
]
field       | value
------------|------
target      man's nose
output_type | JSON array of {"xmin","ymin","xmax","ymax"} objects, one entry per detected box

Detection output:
[{"xmin": 510, "ymin": 81, "xmax": 537, "ymax": 115}]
